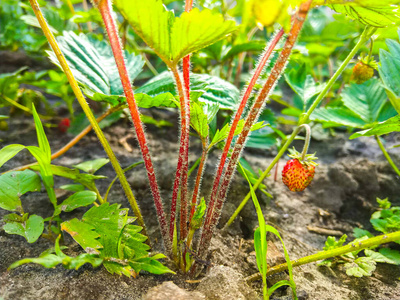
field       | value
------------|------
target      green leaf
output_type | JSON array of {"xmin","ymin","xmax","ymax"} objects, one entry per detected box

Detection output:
[
  {"xmin": 136, "ymin": 71, "xmax": 240, "ymax": 110},
  {"xmin": 349, "ymin": 115, "xmax": 400, "ymax": 139},
  {"xmin": 116, "ymin": 0, "xmax": 237, "ymax": 66},
  {"xmin": 222, "ymin": 40, "xmax": 266, "ymax": 61},
  {"xmin": 330, "ymin": 4, "xmax": 400, "ymax": 27},
  {"xmin": 82, "ymin": 203, "xmax": 129, "ymax": 259},
  {"xmin": 311, "ymin": 107, "xmax": 367, "ymax": 128},
  {"xmin": 47, "ymin": 31, "xmax": 144, "ymax": 105},
  {"xmin": 59, "ymin": 184, "xmax": 85, "ymax": 192},
  {"xmin": 0, "ymin": 170, "xmax": 41, "ymax": 212},
  {"xmin": 190, "ymin": 197, "xmax": 206, "ymax": 230},
  {"xmin": 31, "ymin": 104, "xmax": 51, "ymax": 161},
  {"xmin": 345, "ymin": 257, "xmax": 376, "ymax": 277},
  {"xmin": 54, "ymin": 191, "xmax": 97, "ymax": 216},
  {"xmin": 169, "ymin": 8, "xmax": 237, "ymax": 65},
  {"xmin": 26, "ymin": 146, "xmax": 54, "ymax": 191},
  {"xmin": 379, "ymin": 33, "xmax": 400, "ymax": 114},
  {"xmin": 323, "ymin": 235, "xmax": 348, "ymax": 250},
  {"xmin": 190, "ymin": 101, "xmax": 209, "ymax": 139},
  {"xmin": 353, "ymin": 228, "xmax": 374, "ymax": 238},
  {"xmin": 73, "ymin": 158, "xmax": 109, "ymax": 174},
  {"xmin": 8, "ymin": 239, "xmax": 103, "ymax": 270},
  {"xmin": 61, "ymin": 218, "xmax": 102, "ymax": 253},
  {"xmin": 378, "ymin": 248, "xmax": 400, "ymax": 265},
  {"xmin": 365, "ymin": 249, "xmax": 400, "ymax": 265},
  {"xmin": 0, "ymin": 144, "xmax": 25, "ymax": 168},
  {"xmin": 284, "ymin": 63, "xmax": 326, "ymax": 109},
  {"xmin": 135, "ymin": 93, "xmax": 178, "ymax": 108},
  {"xmin": 3, "ymin": 214, "xmax": 44, "ymax": 243},
  {"xmin": 30, "ymin": 164, "xmax": 106, "ymax": 192},
  {"xmin": 129, "ymin": 256, "xmax": 175, "ymax": 275},
  {"xmin": 209, "ymin": 120, "xmax": 266, "ymax": 149},
  {"xmin": 341, "ymin": 79, "xmax": 388, "ymax": 124}
]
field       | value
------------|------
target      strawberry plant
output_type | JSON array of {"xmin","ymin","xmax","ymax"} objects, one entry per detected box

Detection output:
[{"xmin": 1, "ymin": 0, "xmax": 400, "ymax": 299}]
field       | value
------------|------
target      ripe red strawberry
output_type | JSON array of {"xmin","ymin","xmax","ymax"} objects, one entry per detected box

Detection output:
[
  {"xmin": 351, "ymin": 54, "xmax": 377, "ymax": 84},
  {"xmin": 282, "ymin": 148, "xmax": 317, "ymax": 192},
  {"xmin": 58, "ymin": 118, "xmax": 71, "ymax": 133}
]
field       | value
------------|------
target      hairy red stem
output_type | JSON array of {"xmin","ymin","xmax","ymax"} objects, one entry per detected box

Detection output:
[
  {"xmin": 204, "ymin": 28, "xmax": 285, "ymax": 242},
  {"xmin": 168, "ymin": 0, "xmax": 194, "ymax": 244},
  {"xmin": 169, "ymin": 68, "xmax": 191, "ymax": 242},
  {"xmin": 197, "ymin": 1, "xmax": 312, "ymax": 264},
  {"xmin": 189, "ymin": 140, "xmax": 208, "ymax": 222},
  {"xmin": 97, "ymin": 0, "xmax": 170, "ymax": 251}
]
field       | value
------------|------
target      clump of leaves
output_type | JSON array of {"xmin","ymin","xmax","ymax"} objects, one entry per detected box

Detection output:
[{"xmin": 318, "ymin": 198, "xmax": 400, "ymax": 277}]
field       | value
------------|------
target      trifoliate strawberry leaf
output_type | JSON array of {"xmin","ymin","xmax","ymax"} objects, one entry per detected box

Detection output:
[
  {"xmin": 116, "ymin": 0, "xmax": 237, "ymax": 67},
  {"xmin": 3, "ymin": 214, "xmax": 44, "ymax": 243},
  {"xmin": 378, "ymin": 31, "xmax": 400, "ymax": 114},
  {"xmin": 311, "ymin": 107, "xmax": 369, "ymax": 129},
  {"xmin": 341, "ymin": 79, "xmax": 388, "ymax": 124},
  {"xmin": 285, "ymin": 63, "xmax": 327, "ymax": 111},
  {"xmin": 47, "ymin": 31, "xmax": 144, "ymax": 105},
  {"xmin": 0, "ymin": 170, "xmax": 41, "ymax": 212},
  {"xmin": 329, "ymin": 3, "xmax": 400, "ymax": 27},
  {"xmin": 54, "ymin": 191, "xmax": 97, "ymax": 216},
  {"xmin": 136, "ymin": 71, "xmax": 240, "ymax": 110},
  {"xmin": 344, "ymin": 257, "xmax": 376, "ymax": 277},
  {"xmin": 61, "ymin": 218, "xmax": 102, "ymax": 254},
  {"xmin": 82, "ymin": 203, "xmax": 128, "ymax": 258}
]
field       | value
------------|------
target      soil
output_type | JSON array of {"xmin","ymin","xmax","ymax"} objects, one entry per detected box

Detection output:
[{"xmin": 1, "ymin": 108, "xmax": 400, "ymax": 300}]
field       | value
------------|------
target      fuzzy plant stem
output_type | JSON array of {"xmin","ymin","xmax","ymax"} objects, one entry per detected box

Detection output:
[
  {"xmin": 375, "ymin": 135, "xmax": 400, "ymax": 177},
  {"xmin": 189, "ymin": 139, "xmax": 208, "ymax": 222},
  {"xmin": 168, "ymin": 0, "xmax": 194, "ymax": 244},
  {"xmin": 28, "ymin": 0, "xmax": 147, "ymax": 235},
  {"xmin": 205, "ymin": 28, "xmax": 285, "ymax": 235},
  {"xmin": 245, "ymin": 230, "xmax": 400, "ymax": 283},
  {"xmin": 169, "ymin": 68, "xmax": 191, "ymax": 242},
  {"xmin": 224, "ymin": 26, "xmax": 376, "ymax": 230},
  {"xmin": 196, "ymin": 2, "xmax": 313, "ymax": 266},
  {"xmin": 96, "ymin": 0, "xmax": 171, "ymax": 249}
]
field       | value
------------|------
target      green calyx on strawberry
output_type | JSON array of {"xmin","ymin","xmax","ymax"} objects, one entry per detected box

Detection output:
[
  {"xmin": 351, "ymin": 54, "xmax": 378, "ymax": 84},
  {"xmin": 282, "ymin": 148, "xmax": 318, "ymax": 192}
]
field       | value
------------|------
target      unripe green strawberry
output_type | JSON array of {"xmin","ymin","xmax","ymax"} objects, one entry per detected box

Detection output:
[
  {"xmin": 282, "ymin": 148, "xmax": 318, "ymax": 192},
  {"xmin": 351, "ymin": 54, "xmax": 378, "ymax": 84},
  {"xmin": 352, "ymin": 62, "xmax": 374, "ymax": 84}
]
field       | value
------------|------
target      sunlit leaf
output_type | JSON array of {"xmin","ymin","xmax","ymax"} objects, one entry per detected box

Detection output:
[{"xmin": 116, "ymin": 0, "xmax": 237, "ymax": 66}]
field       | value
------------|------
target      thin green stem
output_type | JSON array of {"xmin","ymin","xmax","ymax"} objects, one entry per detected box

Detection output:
[
  {"xmin": 301, "ymin": 26, "xmax": 377, "ymax": 124},
  {"xmin": 375, "ymin": 135, "xmax": 400, "ymax": 177},
  {"xmin": 245, "ymin": 230, "xmax": 400, "ymax": 282},
  {"xmin": 224, "ymin": 26, "xmax": 377, "ymax": 230},
  {"xmin": 2, "ymin": 95, "xmax": 50, "ymax": 120},
  {"xmin": 299, "ymin": 124, "xmax": 311, "ymax": 161},
  {"xmin": 28, "ymin": 0, "xmax": 147, "ymax": 237}
]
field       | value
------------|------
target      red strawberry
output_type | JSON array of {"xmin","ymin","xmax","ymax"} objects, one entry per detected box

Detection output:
[
  {"xmin": 282, "ymin": 148, "xmax": 317, "ymax": 192},
  {"xmin": 58, "ymin": 118, "xmax": 71, "ymax": 133},
  {"xmin": 351, "ymin": 54, "xmax": 377, "ymax": 84}
]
